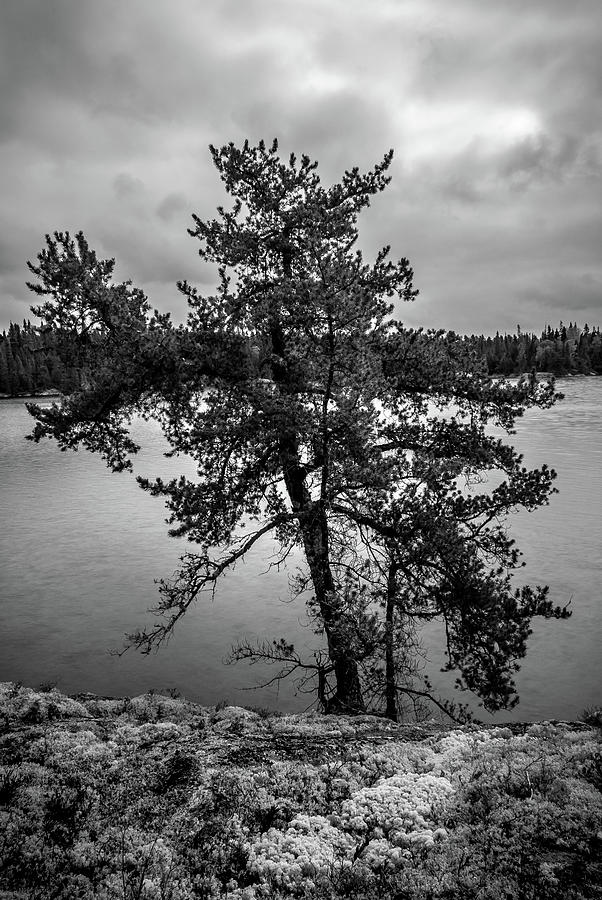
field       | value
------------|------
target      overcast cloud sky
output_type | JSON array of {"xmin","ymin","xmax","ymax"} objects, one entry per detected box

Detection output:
[{"xmin": 0, "ymin": 0, "xmax": 600, "ymax": 334}]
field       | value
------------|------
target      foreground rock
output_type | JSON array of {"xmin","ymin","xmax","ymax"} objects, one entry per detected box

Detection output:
[{"xmin": 0, "ymin": 683, "xmax": 600, "ymax": 899}]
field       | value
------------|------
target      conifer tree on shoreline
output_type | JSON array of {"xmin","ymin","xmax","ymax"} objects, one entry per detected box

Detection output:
[{"xmin": 24, "ymin": 140, "xmax": 570, "ymax": 718}]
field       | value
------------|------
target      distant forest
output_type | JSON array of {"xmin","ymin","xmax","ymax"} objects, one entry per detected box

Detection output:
[
  {"xmin": 0, "ymin": 320, "xmax": 84, "ymax": 397},
  {"xmin": 1, "ymin": 319, "xmax": 601, "ymax": 397},
  {"xmin": 462, "ymin": 321, "xmax": 602, "ymax": 377}
]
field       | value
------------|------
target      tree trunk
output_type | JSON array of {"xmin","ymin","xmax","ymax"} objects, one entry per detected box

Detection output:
[
  {"xmin": 279, "ymin": 432, "xmax": 365, "ymax": 714},
  {"xmin": 384, "ymin": 562, "xmax": 398, "ymax": 722},
  {"xmin": 271, "ymin": 257, "xmax": 364, "ymax": 713},
  {"xmin": 298, "ymin": 502, "xmax": 366, "ymax": 714},
  {"xmin": 301, "ymin": 516, "xmax": 365, "ymax": 714}
]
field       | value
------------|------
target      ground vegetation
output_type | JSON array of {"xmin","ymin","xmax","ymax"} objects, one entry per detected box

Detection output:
[{"xmin": 0, "ymin": 683, "xmax": 600, "ymax": 899}]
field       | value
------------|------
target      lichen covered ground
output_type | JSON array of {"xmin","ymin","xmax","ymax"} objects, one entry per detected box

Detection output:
[{"xmin": 0, "ymin": 682, "xmax": 601, "ymax": 898}]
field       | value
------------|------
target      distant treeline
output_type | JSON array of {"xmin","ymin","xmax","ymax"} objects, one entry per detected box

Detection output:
[
  {"xmin": 463, "ymin": 322, "xmax": 602, "ymax": 377},
  {"xmin": 0, "ymin": 320, "xmax": 83, "ymax": 396},
  {"xmin": 1, "ymin": 319, "xmax": 601, "ymax": 397}
]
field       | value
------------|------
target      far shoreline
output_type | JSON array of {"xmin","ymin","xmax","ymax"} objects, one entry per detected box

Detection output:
[{"xmin": 0, "ymin": 371, "xmax": 599, "ymax": 402}]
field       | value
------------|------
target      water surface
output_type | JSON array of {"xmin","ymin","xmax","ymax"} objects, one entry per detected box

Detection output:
[{"xmin": 1, "ymin": 378, "xmax": 600, "ymax": 720}]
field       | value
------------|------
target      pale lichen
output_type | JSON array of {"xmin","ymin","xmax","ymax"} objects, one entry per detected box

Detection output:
[{"xmin": 0, "ymin": 682, "xmax": 600, "ymax": 899}]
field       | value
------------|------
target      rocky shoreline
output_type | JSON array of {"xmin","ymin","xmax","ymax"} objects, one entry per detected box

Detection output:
[{"xmin": 1, "ymin": 682, "xmax": 600, "ymax": 898}]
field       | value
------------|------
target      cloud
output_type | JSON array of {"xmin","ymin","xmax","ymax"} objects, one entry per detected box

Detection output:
[
  {"xmin": 113, "ymin": 174, "xmax": 146, "ymax": 199},
  {"xmin": 0, "ymin": 0, "xmax": 600, "ymax": 335},
  {"xmin": 156, "ymin": 193, "xmax": 188, "ymax": 223}
]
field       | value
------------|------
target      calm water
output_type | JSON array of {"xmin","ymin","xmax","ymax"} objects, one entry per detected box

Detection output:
[{"xmin": 1, "ymin": 379, "xmax": 600, "ymax": 720}]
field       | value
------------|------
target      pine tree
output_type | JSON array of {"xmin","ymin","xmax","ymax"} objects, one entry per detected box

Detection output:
[{"xmin": 25, "ymin": 140, "xmax": 569, "ymax": 718}]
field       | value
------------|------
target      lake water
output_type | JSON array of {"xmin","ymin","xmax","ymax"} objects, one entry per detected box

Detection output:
[{"xmin": 1, "ymin": 379, "xmax": 600, "ymax": 721}]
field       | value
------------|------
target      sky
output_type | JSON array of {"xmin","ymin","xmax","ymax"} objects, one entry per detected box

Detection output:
[{"xmin": 0, "ymin": 0, "xmax": 600, "ymax": 336}]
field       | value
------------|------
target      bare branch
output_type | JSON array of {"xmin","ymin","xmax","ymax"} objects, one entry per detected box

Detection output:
[{"xmin": 121, "ymin": 514, "xmax": 297, "ymax": 655}]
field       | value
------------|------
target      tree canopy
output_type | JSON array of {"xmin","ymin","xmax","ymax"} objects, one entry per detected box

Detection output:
[{"xmin": 26, "ymin": 139, "xmax": 570, "ymax": 720}]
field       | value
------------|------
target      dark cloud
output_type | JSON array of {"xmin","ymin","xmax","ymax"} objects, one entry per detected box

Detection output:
[
  {"xmin": 156, "ymin": 193, "xmax": 188, "ymax": 223},
  {"xmin": 113, "ymin": 174, "xmax": 146, "ymax": 199},
  {"xmin": 0, "ymin": 0, "xmax": 600, "ymax": 335},
  {"xmin": 498, "ymin": 135, "xmax": 577, "ymax": 186}
]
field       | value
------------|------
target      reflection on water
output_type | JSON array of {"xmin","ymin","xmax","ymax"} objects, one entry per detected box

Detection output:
[{"xmin": 1, "ymin": 378, "xmax": 600, "ymax": 719}]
